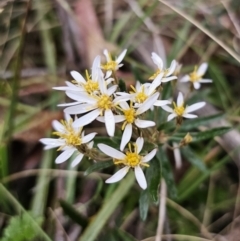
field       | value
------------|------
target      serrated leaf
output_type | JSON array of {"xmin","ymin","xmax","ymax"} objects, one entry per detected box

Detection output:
[
  {"xmin": 148, "ymin": 157, "xmax": 161, "ymax": 203},
  {"xmin": 84, "ymin": 160, "xmax": 113, "ymax": 176},
  {"xmin": 181, "ymin": 146, "xmax": 207, "ymax": 172},
  {"xmin": 1, "ymin": 213, "xmax": 43, "ymax": 241},
  {"xmin": 59, "ymin": 199, "xmax": 88, "ymax": 228},
  {"xmin": 139, "ymin": 189, "xmax": 149, "ymax": 221},
  {"xmin": 169, "ymin": 127, "xmax": 231, "ymax": 142},
  {"xmin": 179, "ymin": 113, "xmax": 224, "ymax": 131},
  {"xmin": 156, "ymin": 147, "xmax": 177, "ymax": 199}
]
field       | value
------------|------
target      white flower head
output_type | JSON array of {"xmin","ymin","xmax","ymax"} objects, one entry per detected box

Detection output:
[
  {"xmin": 53, "ymin": 56, "xmax": 103, "ymax": 95},
  {"xmin": 98, "ymin": 137, "xmax": 157, "ymax": 189},
  {"xmin": 101, "ymin": 49, "xmax": 127, "ymax": 76},
  {"xmin": 149, "ymin": 52, "xmax": 177, "ymax": 88},
  {"xmin": 63, "ymin": 74, "xmax": 128, "ymax": 137},
  {"xmin": 97, "ymin": 92, "xmax": 159, "ymax": 150},
  {"xmin": 161, "ymin": 92, "xmax": 205, "ymax": 124},
  {"xmin": 39, "ymin": 114, "xmax": 97, "ymax": 167},
  {"xmin": 180, "ymin": 63, "xmax": 212, "ymax": 89}
]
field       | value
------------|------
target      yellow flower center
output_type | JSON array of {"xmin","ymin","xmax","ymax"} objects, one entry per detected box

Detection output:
[
  {"xmin": 123, "ymin": 108, "xmax": 135, "ymax": 124},
  {"xmin": 84, "ymin": 70, "xmax": 99, "ymax": 94},
  {"xmin": 130, "ymin": 85, "xmax": 148, "ymax": 103},
  {"xmin": 97, "ymin": 94, "xmax": 112, "ymax": 110},
  {"xmin": 114, "ymin": 144, "xmax": 149, "ymax": 168},
  {"xmin": 189, "ymin": 66, "xmax": 202, "ymax": 82},
  {"xmin": 173, "ymin": 102, "xmax": 185, "ymax": 116},
  {"xmin": 53, "ymin": 119, "xmax": 82, "ymax": 148},
  {"xmin": 101, "ymin": 52, "xmax": 118, "ymax": 71},
  {"xmin": 101, "ymin": 61, "xmax": 117, "ymax": 71},
  {"xmin": 149, "ymin": 68, "xmax": 169, "ymax": 80}
]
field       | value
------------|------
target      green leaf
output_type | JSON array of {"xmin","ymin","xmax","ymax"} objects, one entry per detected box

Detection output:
[
  {"xmin": 169, "ymin": 127, "xmax": 231, "ymax": 142},
  {"xmin": 118, "ymin": 79, "xmax": 126, "ymax": 92},
  {"xmin": 179, "ymin": 113, "xmax": 224, "ymax": 131},
  {"xmin": 157, "ymin": 147, "xmax": 177, "ymax": 199},
  {"xmin": 84, "ymin": 160, "xmax": 113, "ymax": 176},
  {"xmin": 139, "ymin": 189, "xmax": 149, "ymax": 221},
  {"xmin": 94, "ymin": 136, "xmax": 121, "ymax": 149},
  {"xmin": 59, "ymin": 199, "xmax": 88, "ymax": 229},
  {"xmin": 1, "ymin": 213, "xmax": 43, "ymax": 241},
  {"xmin": 181, "ymin": 146, "xmax": 207, "ymax": 172},
  {"xmin": 148, "ymin": 157, "xmax": 162, "ymax": 203}
]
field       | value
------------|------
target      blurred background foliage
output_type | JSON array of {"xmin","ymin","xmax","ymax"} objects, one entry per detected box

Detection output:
[{"xmin": 0, "ymin": 0, "xmax": 240, "ymax": 240}]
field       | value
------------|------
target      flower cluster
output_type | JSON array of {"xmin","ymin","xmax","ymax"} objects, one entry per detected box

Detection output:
[{"xmin": 40, "ymin": 49, "xmax": 212, "ymax": 189}]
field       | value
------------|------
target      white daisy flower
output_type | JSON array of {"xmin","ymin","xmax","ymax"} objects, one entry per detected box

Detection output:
[
  {"xmin": 97, "ymin": 92, "xmax": 159, "ymax": 151},
  {"xmin": 161, "ymin": 92, "xmax": 205, "ymax": 123},
  {"xmin": 63, "ymin": 75, "xmax": 128, "ymax": 137},
  {"xmin": 101, "ymin": 49, "xmax": 127, "ymax": 76},
  {"xmin": 180, "ymin": 63, "xmax": 212, "ymax": 89},
  {"xmin": 98, "ymin": 137, "xmax": 157, "ymax": 189},
  {"xmin": 39, "ymin": 114, "xmax": 97, "ymax": 167},
  {"xmin": 149, "ymin": 52, "xmax": 177, "ymax": 87}
]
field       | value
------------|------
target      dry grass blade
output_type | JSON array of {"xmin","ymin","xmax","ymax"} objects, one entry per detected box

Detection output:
[{"xmin": 159, "ymin": 0, "xmax": 240, "ymax": 63}]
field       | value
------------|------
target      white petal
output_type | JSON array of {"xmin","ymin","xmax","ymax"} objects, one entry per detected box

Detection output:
[
  {"xmin": 105, "ymin": 71, "xmax": 112, "ymax": 79},
  {"xmin": 148, "ymin": 73, "xmax": 163, "ymax": 94},
  {"xmin": 40, "ymin": 138, "xmax": 64, "ymax": 147},
  {"xmin": 116, "ymin": 49, "xmax": 127, "ymax": 64},
  {"xmin": 154, "ymin": 100, "xmax": 171, "ymax": 107},
  {"xmin": 66, "ymin": 91, "xmax": 96, "ymax": 103},
  {"xmin": 151, "ymin": 52, "xmax": 163, "ymax": 70},
  {"xmin": 167, "ymin": 113, "xmax": 177, "ymax": 121},
  {"xmin": 180, "ymin": 75, "xmax": 190, "ymax": 82},
  {"xmin": 98, "ymin": 144, "xmax": 126, "ymax": 160},
  {"xmin": 161, "ymin": 105, "xmax": 173, "ymax": 113},
  {"xmin": 64, "ymin": 113, "xmax": 72, "ymax": 122},
  {"xmin": 118, "ymin": 101, "xmax": 130, "ymax": 110},
  {"xmin": 58, "ymin": 102, "xmax": 81, "ymax": 107},
  {"xmin": 103, "ymin": 49, "xmax": 111, "ymax": 62},
  {"xmin": 52, "ymin": 120, "xmax": 64, "ymax": 132},
  {"xmin": 104, "ymin": 109, "xmax": 115, "ymax": 137},
  {"xmin": 88, "ymin": 141, "xmax": 94, "ymax": 149},
  {"xmin": 114, "ymin": 115, "xmax": 125, "ymax": 123},
  {"xmin": 142, "ymin": 149, "xmax": 157, "ymax": 162},
  {"xmin": 73, "ymin": 109, "xmax": 101, "ymax": 127},
  {"xmin": 107, "ymin": 85, "xmax": 118, "ymax": 96},
  {"xmin": 114, "ymin": 95, "xmax": 132, "ymax": 103},
  {"xmin": 135, "ymin": 166, "xmax": 147, "ymax": 190},
  {"xmin": 71, "ymin": 153, "xmax": 84, "ymax": 167},
  {"xmin": 193, "ymin": 82, "xmax": 201, "ymax": 89},
  {"xmin": 197, "ymin": 63, "xmax": 208, "ymax": 76},
  {"xmin": 105, "ymin": 166, "xmax": 130, "ymax": 183},
  {"xmin": 82, "ymin": 132, "xmax": 97, "ymax": 143},
  {"xmin": 185, "ymin": 102, "xmax": 205, "ymax": 113},
  {"xmin": 98, "ymin": 75, "xmax": 107, "ymax": 94},
  {"xmin": 120, "ymin": 123, "xmax": 132, "ymax": 151},
  {"xmin": 199, "ymin": 78, "xmax": 212, "ymax": 83},
  {"xmin": 64, "ymin": 104, "xmax": 95, "ymax": 114},
  {"xmin": 91, "ymin": 56, "xmax": 101, "ymax": 80},
  {"xmin": 136, "ymin": 137, "xmax": 144, "ymax": 153},
  {"xmin": 70, "ymin": 71, "xmax": 86, "ymax": 84},
  {"xmin": 55, "ymin": 149, "xmax": 75, "ymax": 164},
  {"xmin": 167, "ymin": 60, "xmax": 177, "ymax": 76},
  {"xmin": 106, "ymin": 70, "xmax": 112, "ymax": 77},
  {"xmin": 136, "ymin": 92, "xmax": 159, "ymax": 115},
  {"xmin": 177, "ymin": 92, "xmax": 184, "ymax": 106},
  {"xmin": 161, "ymin": 76, "xmax": 177, "ymax": 82},
  {"xmin": 135, "ymin": 119, "xmax": 155, "ymax": 128},
  {"xmin": 182, "ymin": 113, "xmax": 198, "ymax": 119}
]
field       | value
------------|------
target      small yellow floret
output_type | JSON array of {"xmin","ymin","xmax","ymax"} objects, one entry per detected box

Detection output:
[
  {"xmin": 84, "ymin": 70, "xmax": 99, "ymax": 93},
  {"xmin": 101, "ymin": 61, "xmax": 118, "ymax": 71},
  {"xmin": 173, "ymin": 102, "xmax": 185, "ymax": 116},
  {"xmin": 53, "ymin": 119, "xmax": 82, "ymax": 147},
  {"xmin": 149, "ymin": 69, "xmax": 169, "ymax": 80},
  {"xmin": 189, "ymin": 66, "xmax": 202, "ymax": 82},
  {"xmin": 97, "ymin": 94, "xmax": 112, "ymax": 110}
]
